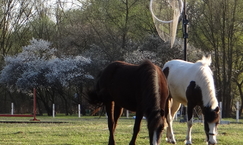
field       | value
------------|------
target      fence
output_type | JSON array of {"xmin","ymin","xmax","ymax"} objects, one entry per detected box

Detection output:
[
  {"xmin": 0, "ymin": 88, "xmax": 39, "ymax": 121},
  {"xmin": 1, "ymin": 99, "xmax": 241, "ymax": 122}
]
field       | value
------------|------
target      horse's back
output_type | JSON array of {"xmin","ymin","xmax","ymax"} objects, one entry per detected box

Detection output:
[
  {"xmin": 162, "ymin": 58, "xmax": 214, "ymax": 105},
  {"xmin": 95, "ymin": 61, "xmax": 134, "ymax": 110},
  {"xmin": 162, "ymin": 60, "xmax": 200, "ymax": 104},
  {"xmin": 163, "ymin": 59, "xmax": 213, "ymax": 84},
  {"xmin": 98, "ymin": 60, "xmax": 166, "ymax": 111}
]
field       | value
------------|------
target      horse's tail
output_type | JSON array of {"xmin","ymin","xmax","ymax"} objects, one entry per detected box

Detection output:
[{"xmin": 85, "ymin": 87, "xmax": 104, "ymax": 107}]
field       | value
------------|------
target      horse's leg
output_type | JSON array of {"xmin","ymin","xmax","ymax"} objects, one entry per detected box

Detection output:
[
  {"xmin": 113, "ymin": 104, "xmax": 123, "ymax": 132},
  {"xmin": 106, "ymin": 101, "xmax": 116, "ymax": 145},
  {"xmin": 166, "ymin": 99, "xmax": 181, "ymax": 144},
  {"xmin": 129, "ymin": 111, "xmax": 143, "ymax": 145},
  {"xmin": 166, "ymin": 97, "xmax": 173, "ymax": 143},
  {"xmin": 185, "ymin": 103, "xmax": 194, "ymax": 145}
]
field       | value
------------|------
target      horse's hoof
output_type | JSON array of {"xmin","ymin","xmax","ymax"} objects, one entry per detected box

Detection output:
[
  {"xmin": 184, "ymin": 140, "xmax": 192, "ymax": 145},
  {"xmin": 207, "ymin": 143, "xmax": 216, "ymax": 145},
  {"xmin": 129, "ymin": 142, "xmax": 135, "ymax": 145},
  {"xmin": 207, "ymin": 141, "xmax": 216, "ymax": 145},
  {"xmin": 166, "ymin": 140, "xmax": 176, "ymax": 144}
]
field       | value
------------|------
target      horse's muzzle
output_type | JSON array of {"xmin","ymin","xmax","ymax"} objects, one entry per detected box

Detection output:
[
  {"xmin": 207, "ymin": 132, "xmax": 217, "ymax": 145},
  {"xmin": 207, "ymin": 140, "xmax": 217, "ymax": 145}
]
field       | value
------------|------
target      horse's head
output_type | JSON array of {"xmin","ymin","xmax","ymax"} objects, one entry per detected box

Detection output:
[
  {"xmin": 203, "ymin": 106, "xmax": 220, "ymax": 145},
  {"xmin": 146, "ymin": 109, "xmax": 166, "ymax": 145}
]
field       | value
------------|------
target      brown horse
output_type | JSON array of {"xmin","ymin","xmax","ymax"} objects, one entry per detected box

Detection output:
[{"xmin": 86, "ymin": 60, "xmax": 169, "ymax": 145}]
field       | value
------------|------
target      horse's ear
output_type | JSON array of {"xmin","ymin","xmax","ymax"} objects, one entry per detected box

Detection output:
[{"xmin": 214, "ymin": 106, "xmax": 220, "ymax": 113}]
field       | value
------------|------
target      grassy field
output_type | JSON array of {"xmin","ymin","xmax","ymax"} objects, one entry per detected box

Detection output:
[{"xmin": 0, "ymin": 115, "xmax": 242, "ymax": 145}]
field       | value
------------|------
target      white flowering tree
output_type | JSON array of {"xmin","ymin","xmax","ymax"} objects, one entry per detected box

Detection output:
[
  {"xmin": 0, "ymin": 39, "xmax": 93, "ymax": 115},
  {"xmin": 124, "ymin": 49, "xmax": 159, "ymax": 65},
  {"xmin": 0, "ymin": 39, "xmax": 55, "ymax": 90}
]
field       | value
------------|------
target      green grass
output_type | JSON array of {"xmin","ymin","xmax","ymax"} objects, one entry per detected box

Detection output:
[{"xmin": 0, "ymin": 116, "xmax": 242, "ymax": 144}]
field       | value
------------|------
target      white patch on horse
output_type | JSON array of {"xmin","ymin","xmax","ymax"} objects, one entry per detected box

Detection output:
[
  {"xmin": 153, "ymin": 131, "xmax": 158, "ymax": 145},
  {"xmin": 208, "ymin": 122, "xmax": 217, "ymax": 144}
]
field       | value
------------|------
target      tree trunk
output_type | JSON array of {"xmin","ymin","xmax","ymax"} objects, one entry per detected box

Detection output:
[
  {"xmin": 37, "ymin": 90, "xmax": 52, "ymax": 116},
  {"xmin": 235, "ymin": 81, "xmax": 243, "ymax": 117},
  {"xmin": 60, "ymin": 93, "xmax": 70, "ymax": 116}
]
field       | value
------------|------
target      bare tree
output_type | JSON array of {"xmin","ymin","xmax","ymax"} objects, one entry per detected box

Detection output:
[
  {"xmin": 189, "ymin": 0, "xmax": 243, "ymax": 117},
  {"xmin": 0, "ymin": 0, "xmax": 36, "ymax": 59}
]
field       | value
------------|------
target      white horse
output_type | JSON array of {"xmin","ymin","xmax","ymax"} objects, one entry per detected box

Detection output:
[{"xmin": 162, "ymin": 55, "xmax": 220, "ymax": 145}]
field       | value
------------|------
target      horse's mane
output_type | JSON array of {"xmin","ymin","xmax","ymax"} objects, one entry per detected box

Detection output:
[
  {"xmin": 196, "ymin": 55, "xmax": 212, "ymax": 66},
  {"xmin": 195, "ymin": 55, "xmax": 218, "ymax": 109}
]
